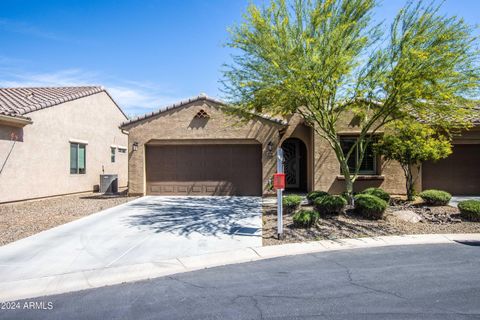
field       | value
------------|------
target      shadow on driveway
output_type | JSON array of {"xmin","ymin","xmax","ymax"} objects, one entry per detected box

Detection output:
[{"xmin": 123, "ymin": 196, "xmax": 262, "ymax": 237}]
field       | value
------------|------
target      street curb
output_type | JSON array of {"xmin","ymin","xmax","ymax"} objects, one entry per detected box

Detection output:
[{"xmin": 1, "ymin": 233, "xmax": 479, "ymax": 302}]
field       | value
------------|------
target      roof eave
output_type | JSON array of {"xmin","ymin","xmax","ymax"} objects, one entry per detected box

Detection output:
[
  {"xmin": 120, "ymin": 95, "xmax": 288, "ymax": 128},
  {"xmin": 0, "ymin": 114, "xmax": 33, "ymax": 127}
]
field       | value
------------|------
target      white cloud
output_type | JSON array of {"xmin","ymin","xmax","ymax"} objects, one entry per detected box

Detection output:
[
  {"xmin": 0, "ymin": 68, "xmax": 97, "ymax": 87},
  {"xmin": 0, "ymin": 68, "xmax": 181, "ymax": 117},
  {"xmin": 0, "ymin": 18, "xmax": 63, "ymax": 41},
  {"xmin": 0, "ymin": 55, "xmax": 28, "ymax": 65},
  {"xmin": 107, "ymin": 85, "xmax": 180, "ymax": 118}
]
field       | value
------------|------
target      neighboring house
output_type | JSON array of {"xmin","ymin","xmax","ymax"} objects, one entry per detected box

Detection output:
[
  {"xmin": 0, "ymin": 86, "xmax": 128, "ymax": 203},
  {"xmin": 121, "ymin": 94, "xmax": 480, "ymax": 197}
]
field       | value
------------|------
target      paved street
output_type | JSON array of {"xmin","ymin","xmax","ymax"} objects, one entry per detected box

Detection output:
[
  {"xmin": 2, "ymin": 243, "xmax": 480, "ymax": 320},
  {"xmin": 0, "ymin": 196, "xmax": 262, "ymax": 284}
]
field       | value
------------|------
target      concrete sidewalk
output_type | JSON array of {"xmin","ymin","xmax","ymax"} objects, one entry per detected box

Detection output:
[{"xmin": 1, "ymin": 233, "xmax": 479, "ymax": 302}]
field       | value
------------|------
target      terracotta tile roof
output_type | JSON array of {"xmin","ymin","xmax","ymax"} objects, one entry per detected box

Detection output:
[
  {"xmin": 0, "ymin": 86, "xmax": 105, "ymax": 119},
  {"xmin": 415, "ymin": 105, "xmax": 480, "ymax": 126},
  {"xmin": 121, "ymin": 94, "xmax": 287, "ymax": 127}
]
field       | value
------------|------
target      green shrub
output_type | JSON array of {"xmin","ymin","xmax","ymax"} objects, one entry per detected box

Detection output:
[
  {"xmin": 361, "ymin": 187, "xmax": 390, "ymax": 203},
  {"xmin": 458, "ymin": 200, "xmax": 480, "ymax": 222},
  {"xmin": 292, "ymin": 210, "xmax": 319, "ymax": 228},
  {"xmin": 283, "ymin": 194, "xmax": 303, "ymax": 213},
  {"xmin": 354, "ymin": 194, "xmax": 387, "ymax": 220},
  {"xmin": 419, "ymin": 189, "xmax": 452, "ymax": 206},
  {"xmin": 314, "ymin": 195, "xmax": 347, "ymax": 216},
  {"xmin": 306, "ymin": 191, "xmax": 329, "ymax": 204}
]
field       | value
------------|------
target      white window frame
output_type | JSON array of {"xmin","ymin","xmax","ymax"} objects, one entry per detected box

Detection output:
[
  {"xmin": 70, "ymin": 142, "xmax": 86, "ymax": 174},
  {"xmin": 117, "ymin": 146, "xmax": 127, "ymax": 154}
]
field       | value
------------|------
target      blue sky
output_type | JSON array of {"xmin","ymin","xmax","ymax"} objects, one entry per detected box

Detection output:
[{"xmin": 0, "ymin": 0, "xmax": 478, "ymax": 117}]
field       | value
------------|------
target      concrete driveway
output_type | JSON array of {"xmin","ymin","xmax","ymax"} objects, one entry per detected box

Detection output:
[{"xmin": 0, "ymin": 196, "xmax": 262, "ymax": 284}]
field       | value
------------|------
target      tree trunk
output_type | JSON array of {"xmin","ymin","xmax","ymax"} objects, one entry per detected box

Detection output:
[
  {"xmin": 403, "ymin": 165, "xmax": 415, "ymax": 201},
  {"xmin": 345, "ymin": 176, "xmax": 354, "ymax": 205},
  {"xmin": 341, "ymin": 163, "xmax": 354, "ymax": 205},
  {"xmin": 330, "ymin": 138, "xmax": 355, "ymax": 204}
]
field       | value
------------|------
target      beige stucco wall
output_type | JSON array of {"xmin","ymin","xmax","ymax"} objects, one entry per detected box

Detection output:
[
  {"xmin": 312, "ymin": 113, "xmax": 407, "ymax": 195},
  {"xmin": 123, "ymin": 100, "xmax": 282, "ymax": 196},
  {"xmin": 0, "ymin": 92, "xmax": 128, "ymax": 203}
]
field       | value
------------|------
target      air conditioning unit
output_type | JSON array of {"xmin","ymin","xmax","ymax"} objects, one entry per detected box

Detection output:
[{"xmin": 100, "ymin": 174, "xmax": 118, "ymax": 194}]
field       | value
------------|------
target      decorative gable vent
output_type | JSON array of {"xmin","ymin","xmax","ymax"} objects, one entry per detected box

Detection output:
[{"xmin": 195, "ymin": 109, "xmax": 210, "ymax": 119}]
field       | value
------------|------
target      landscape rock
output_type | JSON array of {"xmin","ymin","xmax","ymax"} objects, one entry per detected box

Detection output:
[{"xmin": 387, "ymin": 210, "xmax": 423, "ymax": 223}]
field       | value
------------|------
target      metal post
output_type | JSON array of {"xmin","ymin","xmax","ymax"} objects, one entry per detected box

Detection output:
[{"xmin": 277, "ymin": 148, "xmax": 284, "ymax": 239}]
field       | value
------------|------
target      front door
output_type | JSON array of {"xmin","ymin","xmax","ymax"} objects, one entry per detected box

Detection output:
[{"xmin": 282, "ymin": 140, "xmax": 300, "ymax": 189}]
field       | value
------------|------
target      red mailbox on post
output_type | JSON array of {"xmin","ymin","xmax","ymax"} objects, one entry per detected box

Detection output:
[{"xmin": 273, "ymin": 173, "xmax": 286, "ymax": 190}]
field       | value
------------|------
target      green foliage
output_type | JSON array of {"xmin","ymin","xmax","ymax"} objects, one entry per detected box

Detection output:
[
  {"xmin": 314, "ymin": 195, "xmax": 347, "ymax": 216},
  {"xmin": 419, "ymin": 189, "xmax": 452, "ymax": 206},
  {"xmin": 375, "ymin": 121, "xmax": 452, "ymax": 166},
  {"xmin": 361, "ymin": 187, "xmax": 390, "ymax": 203},
  {"xmin": 293, "ymin": 210, "xmax": 320, "ymax": 228},
  {"xmin": 375, "ymin": 121, "xmax": 452, "ymax": 201},
  {"xmin": 223, "ymin": 0, "xmax": 480, "ymax": 199},
  {"xmin": 283, "ymin": 194, "xmax": 303, "ymax": 212},
  {"xmin": 354, "ymin": 194, "xmax": 387, "ymax": 220},
  {"xmin": 306, "ymin": 191, "xmax": 329, "ymax": 204},
  {"xmin": 458, "ymin": 200, "xmax": 480, "ymax": 222}
]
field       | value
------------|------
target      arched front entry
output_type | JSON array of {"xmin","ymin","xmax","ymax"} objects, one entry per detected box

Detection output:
[{"xmin": 281, "ymin": 138, "xmax": 308, "ymax": 192}]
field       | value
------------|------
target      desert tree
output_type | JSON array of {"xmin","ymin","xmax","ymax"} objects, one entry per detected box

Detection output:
[
  {"xmin": 375, "ymin": 121, "xmax": 452, "ymax": 201},
  {"xmin": 222, "ymin": 0, "xmax": 479, "ymax": 201}
]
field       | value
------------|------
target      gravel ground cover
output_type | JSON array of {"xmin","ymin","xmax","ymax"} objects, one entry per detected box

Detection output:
[
  {"xmin": 263, "ymin": 197, "xmax": 480, "ymax": 246},
  {"xmin": 0, "ymin": 192, "xmax": 138, "ymax": 246}
]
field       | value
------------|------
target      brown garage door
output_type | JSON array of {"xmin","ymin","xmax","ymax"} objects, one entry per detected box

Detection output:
[
  {"xmin": 145, "ymin": 144, "xmax": 262, "ymax": 196},
  {"xmin": 422, "ymin": 144, "xmax": 480, "ymax": 195}
]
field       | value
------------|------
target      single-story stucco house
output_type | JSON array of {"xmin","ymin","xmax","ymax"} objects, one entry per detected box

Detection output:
[
  {"xmin": 121, "ymin": 94, "xmax": 480, "ymax": 197},
  {"xmin": 0, "ymin": 86, "xmax": 128, "ymax": 203}
]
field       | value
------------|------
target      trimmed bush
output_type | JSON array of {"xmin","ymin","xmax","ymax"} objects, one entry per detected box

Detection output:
[
  {"xmin": 419, "ymin": 189, "xmax": 452, "ymax": 206},
  {"xmin": 314, "ymin": 195, "xmax": 347, "ymax": 216},
  {"xmin": 293, "ymin": 210, "xmax": 319, "ymax": 228},
  {"xmin": 354, "ymin": 194, "xmax": 387, "ymax": 220},
  {"xmin": 361, "ymin": 187, "xmax": 390, "ymax": 203},
  {"xmin": 283, "ymin": 194, "xmax": 303, "ymax": 213},
  {"xmin": 306, "ymin": 191, "xmax": 329, "ymax": 204},
  {"xmin": 458, "ymin": 200, "xmax": 480, "ymax": 222}
]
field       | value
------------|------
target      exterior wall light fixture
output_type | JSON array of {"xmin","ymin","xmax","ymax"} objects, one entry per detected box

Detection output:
[
  {"xmin": 267, "ymin": 141, "xmax": 274, "ymax": 157},
  {"xmin": 132, "ymin": 142, "xmax": 139, "ymax": 152}
]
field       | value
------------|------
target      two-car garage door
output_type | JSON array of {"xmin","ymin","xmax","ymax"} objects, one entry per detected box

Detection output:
[
  {"xmin": 422, "ymin": 144, "xmax": 480, "ymax": 195},
  {"xmin": 145, "ymin": 144, "xmax": 262, "ymax": 196}
]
